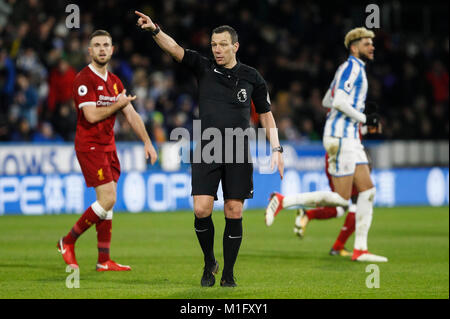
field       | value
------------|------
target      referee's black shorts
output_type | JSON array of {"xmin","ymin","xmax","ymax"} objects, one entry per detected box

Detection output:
[{"xmin": 191, "ymin": 162, "xmax": 254, "ymax": 201}]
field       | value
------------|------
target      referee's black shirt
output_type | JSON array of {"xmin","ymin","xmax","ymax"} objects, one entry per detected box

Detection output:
[{"xmin": 181, "ymin": 49, "xmax": 271, "ymax": 133}]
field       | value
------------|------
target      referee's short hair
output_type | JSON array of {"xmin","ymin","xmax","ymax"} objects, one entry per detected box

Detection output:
[{"xmin": 212, "ymin": 25, "xmax": 238, "ymax": 44}]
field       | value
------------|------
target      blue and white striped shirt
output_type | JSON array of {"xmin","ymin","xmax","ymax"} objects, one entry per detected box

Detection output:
[{"xmin": 323, "ymin": 55, "xmax": 368, "ymax": 139}]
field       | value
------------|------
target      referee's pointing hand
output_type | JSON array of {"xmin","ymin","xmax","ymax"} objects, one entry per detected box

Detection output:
[{"xmin": 135, "ymin": 10, "xmax": 156, "ymax": 32}]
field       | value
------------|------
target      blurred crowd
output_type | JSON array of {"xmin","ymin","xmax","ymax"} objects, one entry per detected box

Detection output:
[{"xmin": 0, "ymin": 0, "xmax": 448, "ymax": 143}]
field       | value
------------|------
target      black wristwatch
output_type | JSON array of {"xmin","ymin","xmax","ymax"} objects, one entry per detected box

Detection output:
[
  {"xmin": 272, "ymin": 146, "xmax": 283, "ymax": 153},
  {"xmin": 151, "ymin": 24, "xmax": 161, "ymax": 36}
]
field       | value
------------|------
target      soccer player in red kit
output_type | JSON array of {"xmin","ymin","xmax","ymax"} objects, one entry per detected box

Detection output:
[{"xmin": 57, "ymin": 30, "xmax": 158, "ymax": 271}]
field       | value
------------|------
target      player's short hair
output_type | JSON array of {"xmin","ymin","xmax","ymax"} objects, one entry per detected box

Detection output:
[
  {"xmin": 89, "ymin": 30, "xmax": 112, "ymax": 45},
  {"xmin": 212, "ymin": 25, "xmax": 238, "ymax": 44},
  {"xmin": 344, "ymin": 27, "xmax": 375, "ymax": 49}
]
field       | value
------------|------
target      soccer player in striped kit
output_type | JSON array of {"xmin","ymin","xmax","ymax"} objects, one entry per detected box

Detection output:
[
  {"xmin": 320, "ymin": 27, "xmax": 387, "ymax": 262},
  {"xmin": 294, "ymin": 113, "xmax": 381, "ymax": 257},
  {"xmin": 266, "ymin": 28, "xmax": 386, "ymax": 262}
]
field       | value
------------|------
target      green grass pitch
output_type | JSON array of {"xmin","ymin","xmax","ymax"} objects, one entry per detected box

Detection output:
[{"xmin": 0, "ymin": 206, "xmax": 448, "ymax": 299}]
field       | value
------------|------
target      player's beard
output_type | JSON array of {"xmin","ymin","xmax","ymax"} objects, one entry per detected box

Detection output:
[
  {"xmin": 93, "ymin": 55, "xmax": 111, "ymax": 67},
  {"xmin": 359, "ymin": 51, "xmax": 373, "ymax": 63}
]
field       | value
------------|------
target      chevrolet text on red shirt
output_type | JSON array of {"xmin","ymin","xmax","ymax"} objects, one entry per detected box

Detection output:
[{"xmin": 72, "ymin": 64, "xmax": 124, "ymax": 152}]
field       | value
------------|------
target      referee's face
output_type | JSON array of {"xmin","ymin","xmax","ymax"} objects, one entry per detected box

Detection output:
[{"xmin": 211, "ymin": 32, "xmax": 239, "ymax": 68}]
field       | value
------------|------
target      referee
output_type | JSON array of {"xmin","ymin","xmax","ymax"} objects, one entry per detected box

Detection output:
[{"xmin": 136, "ymin": 11, "xmax": 284, "ymax": 287}]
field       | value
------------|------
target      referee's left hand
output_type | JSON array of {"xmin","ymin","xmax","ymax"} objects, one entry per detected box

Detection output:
[
  {"xmin": 145, "ymin": 142, "xmax": 158, "ymax": 165},
  {"xmin": 271, "ymin": 152, "xmax": 284, "ymax": 180}
]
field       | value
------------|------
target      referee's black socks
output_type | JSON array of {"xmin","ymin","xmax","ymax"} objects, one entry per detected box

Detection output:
[
  {"xmin": 223, "ymin": 217, "xmax": 243, "ymax": 276},
  {"xmin": 194, "ymin": 215, "xmax": 216, "ymax": 267}
]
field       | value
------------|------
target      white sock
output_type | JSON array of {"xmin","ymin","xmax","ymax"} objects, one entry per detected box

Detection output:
[
  {"xmin": 336, "ymin": 206, "xmax": 345, "ymax": 218},
  {"xmin": 354, "ymin": 187, "xmax": 376, "ymax": 251},
  {"xmin": 91, "ymin": 201, "xmax": 107, "ymax": 219},
  {"xmin": 282, "ymin": 191, "xmax": 349, "ymax": 208},
  {"xmin": 105, "ymin": 210, "xmax": 113, "ymax": 220},
  {"xmin": 348, "ymin": 203, "xmax": 357, "ymax": 213}
]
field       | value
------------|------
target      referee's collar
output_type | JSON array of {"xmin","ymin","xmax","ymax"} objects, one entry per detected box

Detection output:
[
  {"xmin": 349, "ymin": 55, "xmax": 365, "ymax": 67},
  {"xmin": 214, "ymin": 60, "xmax": 241, "ymax": 73}
]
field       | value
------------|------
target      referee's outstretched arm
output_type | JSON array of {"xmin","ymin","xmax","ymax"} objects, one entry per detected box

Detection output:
[
  {"xmin": 135, "ymin": 10, "xmax": 185, "ymax": 62},
  {"xmin": 260, "ymin": 111, "xmax": 284, "ymax": 180}
]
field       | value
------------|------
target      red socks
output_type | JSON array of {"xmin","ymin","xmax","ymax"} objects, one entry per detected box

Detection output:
[
  {"xmin": 96, "ymin": 219, "xmax": 112, "ymax": 263},
  {"xmin": 333, "ymin": 211, "xmax": 356, "ymax": 250},
  {"xmin": 305, "ymin": 207, "xmax": 338, "ymax": 220},
  {"xmin": 63, "ymin": 206, "xmax": 101, "ymax": 245},
  {"xmin": 304, "ymin": 206, "xmax": 356, "ymax": 251},
  {"xmin": 63, "ymin": 204, "xmax": 112, "ymax": 264}
]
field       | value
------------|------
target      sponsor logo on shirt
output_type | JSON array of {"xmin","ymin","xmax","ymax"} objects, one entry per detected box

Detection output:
[{"xmin": 97, "ymin": 95, "xmax": 119, "ymax": 106}]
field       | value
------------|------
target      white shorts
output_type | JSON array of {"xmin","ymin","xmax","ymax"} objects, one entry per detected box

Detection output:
[{"xmin": 323, "ymin": 136, "xmax": 368, "ymax": 177}]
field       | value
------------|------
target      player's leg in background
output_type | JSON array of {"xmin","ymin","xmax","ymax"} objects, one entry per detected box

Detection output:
[
  {"xmin": 294, "ymin": 206, "xmax": 346, "ymax": 238},
  {"xmin": 332, "ymin": 149, "xmax": 372, "ymax": 254},
  {"xmin": 267, "ymin": 191, "xmax": 348, "ymax": 226},
  {"xmin": 331, "ymin": 175, "xmax": 355, "ymax": 201},
  {"xmin": 318, "ymin": 175, "xmax": 355, "ymax": 256},
  {"xmin": 282, "ymin": 136, "xmax": 351, "ymax": 208},
  {"xmin": 352, "ymin": 164, "xmax": 386, "ymax": 262},
  {"xmin": 294, "ymin": 152, "xmax": 347, "ymax": 237},
  {"xmin": 62, "ymin": 181, "xmax": 115, "ymax": 246},
  {"xmin": 305, "ymin": 152, "xmax": 346, "ymax": 220},
  {"xmin": 340, "ymin": 150, "xmax": 373, "ymax": 253},
  {"xmin": 95, "ymin": 180, "xmax": 116, "ymax": 214},
  {"xmin": 353, "ymin": 164, "xmax": 375, "ymax": 250},
  {"xmin": 330, "ymin": 194, "xmax": 357, "ymax": 256},
  {"xmin": 325, "ymin": 136, "xmax": 355, "ymax": 201},
  {"xmin": 94, "ymin": 181, "xmax": 131, "ymax": 270},
  {"xmin": 95, "ymin": 181, "xmax": 116, "ymax": 264},
  {"xmin": 57, "ymin": 181, "xmax": 115, "ymax": 268},
  {"xmin": 304, "ymin": 206, "xmax": 345, "ymax": 220},
  {"xmin": 267, "ymin": 155, "xmax": 349, "ymax": 227},
  {"xmin": 222, "ymin": 199, "xmax": 244, "ymax": 287}
]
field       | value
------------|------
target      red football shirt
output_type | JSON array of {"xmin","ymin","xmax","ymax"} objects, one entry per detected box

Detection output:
[{"xmin": 73, "ymin": 64, "xmax": 124, "ymax": 152}]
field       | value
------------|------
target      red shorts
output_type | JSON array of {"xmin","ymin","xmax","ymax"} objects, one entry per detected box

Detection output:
[
  {"xmin": 76, "ymin": 150, "xmax": 121, "ymax": 188},
  {"xmin": 325, "ymin": 153, "xmax": 358, "ymax": 196}
]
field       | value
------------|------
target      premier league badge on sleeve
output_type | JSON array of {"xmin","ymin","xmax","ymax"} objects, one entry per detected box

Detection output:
[
  {"xmin": 78, "ymin": 85, "xmax": 88, "ymax": 96},
  {"xmin": 237, "ymin": 88, "xmax": 247, "ymax": 102}
]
